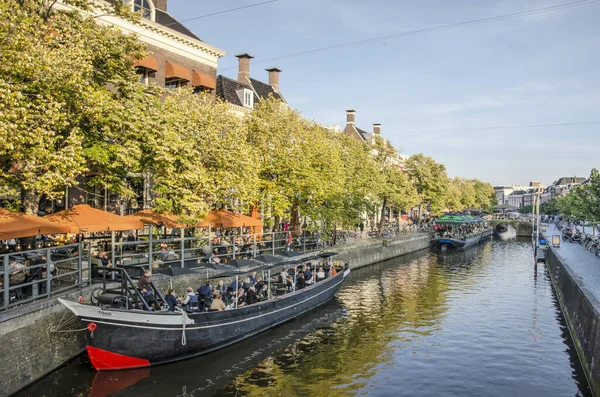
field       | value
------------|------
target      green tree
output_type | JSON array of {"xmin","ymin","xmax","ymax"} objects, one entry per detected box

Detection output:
[
  {"xmin": 0, "ymin": 0, "xmax": 146, "ymax": 214},
  {"xmin": 405, "ymin": 154, "xmax": 449, "ymax": 219}
]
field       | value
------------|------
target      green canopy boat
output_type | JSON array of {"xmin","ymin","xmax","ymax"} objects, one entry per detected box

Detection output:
[{"xmin": 432, "ymin": 213, "xmax": 492, "ymax": 249}]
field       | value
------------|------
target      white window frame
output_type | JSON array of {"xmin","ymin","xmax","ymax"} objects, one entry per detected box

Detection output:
[
  {"xmin": 129, "ymin": 0, "xmax": 155, "ymax": 21},
  {"xmin": 243, "ymin": 89, "xmax": 254, "ymax": 108}
]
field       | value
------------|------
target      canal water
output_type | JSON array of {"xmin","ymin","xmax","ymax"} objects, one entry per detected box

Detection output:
[{"xmin": 19, "ymin": 238, "xmax": 591, "ymax": 397}]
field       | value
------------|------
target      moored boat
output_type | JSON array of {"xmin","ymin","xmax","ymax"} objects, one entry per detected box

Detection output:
[
  {"xmin": 59, "ymin": 257, "xmax": 350, "ymax": 371},
  {"xmin": 431, "ymin": 214, "xmax": 492, "ymax": 250}
]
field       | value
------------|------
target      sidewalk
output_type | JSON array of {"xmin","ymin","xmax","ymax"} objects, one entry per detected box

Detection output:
[{"xmin": 542, "ymin": 224, "xmax": 600, "ymax": 301}]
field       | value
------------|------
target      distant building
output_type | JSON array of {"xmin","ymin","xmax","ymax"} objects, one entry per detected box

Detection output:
[
  {"xmin": 555, "ymin": 176, "xmax": 586, "ymax": 186},
  {"xmin": 215, "ymin": 54, "xmax": 286, "ymax": 117},
  {"xmin": 529, "ymin": 181, "xmax": 542, "ymax": 187}
]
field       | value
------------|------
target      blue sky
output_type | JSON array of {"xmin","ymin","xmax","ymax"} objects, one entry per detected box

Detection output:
[{"xmin": 168, "ymin": 0, "xmax": 599, "ymax": 186}]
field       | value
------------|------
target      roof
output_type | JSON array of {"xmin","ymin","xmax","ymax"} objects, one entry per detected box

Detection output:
[
  {"xmin": 216, "ymin": 75, "xmax": 285, "ymax": 108},
  {"xmin": 355, "ymin": 127, "xmax": 372, "ymax": 142},
  {"xmin": 249, "ymin": 78, "xmax": 283, "ymax": 101},
  {"xmin": 155, "ymin": 9, "xmax": 201, "ymax": 41},
  {"xmin": 435, "ymin": 214, "xmax": 486, "ymax": 224},
  {"xmin": 555, "ymin": 176, "xmax": 586, "ymax": 186},
  {"xmin": 216, "ymin": 75, "xmax": 251, "ymax": 107}
]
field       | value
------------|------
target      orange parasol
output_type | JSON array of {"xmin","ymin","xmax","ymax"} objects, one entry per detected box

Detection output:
[
  {"xmin": 46, "ymin": 205, "xmax": 143, "ymax": 233},
  {"xmin": 0, "ymin": 208, "xmax": 72, "ymax": 240},
  {"xmin": 197, "ymin": 210, "xmax": 263, "ymax": 228},
  {"xmin": 125, "ymin": 209, "xmax": 185, "ymax": 228}
]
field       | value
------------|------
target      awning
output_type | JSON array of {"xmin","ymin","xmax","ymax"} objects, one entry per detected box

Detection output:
[
  {"xmin": 165, "ymin": 62, "xmax": 190, "ymax": 81},
  {"xmin": 197, "ymin": 210, "xmax": 263, "ymax": 228},
  {"xmin": 46, "ymin": 205, "xmax": 144, "ymax": 233},
  {"xmin": 126, "ymin": 209, "xmax": 185, "ymax": 228},
  {"xmin": 133, "ymin": 56, "xmax": 158, "ymax": 71},
  {"xmin": 0, "ymin": 208, "xmax": 71, "ymax": 240},
  {"xmin": 192, "ymin": 71, "xmax": 216, "ymax": 89}
]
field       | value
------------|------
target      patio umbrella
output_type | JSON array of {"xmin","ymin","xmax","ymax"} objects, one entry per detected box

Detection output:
[
  {"xmin": 280, "ymin": 251, "xmax": 303, "ymax": 258},
  {"xmin": 126, "ymin": 209, "xmax": 185, "ymax": 228},
  {"xmin": 46, "ymin": 204, "xmax": 143, "ymax": 233},
  {"xmin": 0, "ymin": 208, "xmax": 72, "ymax": 239},
  {"xmin": 197, "ymin": 210, "xmax": 262, "ymax": 228},
  {"xmin": 255, "ymin": 255, "xmax": 286, "ymax": 264},
  {"xmin": 227, "ymin": 258, "xmax": 263, "ymax": 269},
  {"xmin": 156, "ymin": 267, "xmax": 197, "ymax": 277}
]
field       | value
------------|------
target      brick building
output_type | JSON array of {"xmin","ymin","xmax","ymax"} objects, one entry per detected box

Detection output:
[
  {"xmin": 215, "ymin": 54, "xmax": 286, "ymax": 117},
  {"xmin": 49, "ymin": 0, "xmax": 226, "ymax": 214}
]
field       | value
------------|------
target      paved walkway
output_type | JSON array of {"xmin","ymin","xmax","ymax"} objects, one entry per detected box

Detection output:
[{"xmin": 542, "ymin": 223, "xmax": 600, "ymax": 301}]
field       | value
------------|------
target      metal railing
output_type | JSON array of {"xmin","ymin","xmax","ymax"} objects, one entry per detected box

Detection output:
[
  {"xmin": 0, "ymin": 229, "xmax": 356, "ymax": 312},
  {"xmin": 0, "ymin": 243, "xmax": 85, "ymax": 312}
]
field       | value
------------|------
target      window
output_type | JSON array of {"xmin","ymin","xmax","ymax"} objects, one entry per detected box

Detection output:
[
  {"xmin": 135, "ymin": 67, "xmax": 155, "ymax": 85},
  {"xmin": 165, "ymin": 78, "xmax": 187, "ymax": 89},
  {"xmin": 132, "ymin": 0, "xmax": 153, "ymax": 20},
  {"xmin": 243, "ymin": 89, "xmax": 253, "ymax": 107}
]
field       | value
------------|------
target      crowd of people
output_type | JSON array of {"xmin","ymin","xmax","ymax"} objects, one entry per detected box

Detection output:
[
  {"xmin": 137, "ymin": 261, "xmax": 339, "ymax": 313},
  {"xmin": 434, "ymin": 223, "xmax": 490, "ymax": 240}
]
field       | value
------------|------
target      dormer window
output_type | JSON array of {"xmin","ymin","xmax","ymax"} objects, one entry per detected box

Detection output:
[
  {"xmin": 127, "ymin": 0, "xmax": 155, "ymax": 21},
  {"xmin": 243, "ymin": 89, "xmax": 253, "ymax": 108}
]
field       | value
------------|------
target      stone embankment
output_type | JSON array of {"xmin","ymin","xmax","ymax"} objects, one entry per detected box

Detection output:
[
  {"xmin": 543, "ymin": 225, "xmax": 600, "ymax": 397},
  {"xmin": 0, "ymin": 233, "xmax": 432, "ymax": 397}
]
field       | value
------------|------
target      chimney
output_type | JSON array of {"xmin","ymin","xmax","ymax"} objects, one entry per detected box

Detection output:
[
  {"xmin": 373, "ymin": 123, "xmax": 381, "ymax": 135},
  {"xmin": 236, "ymin": 53, "xmax": 254, "ymax": 84},
  {"xmin": 154, "ymin": 0, "xmax": 167, "ymax": 11},
  {"xmin": 346, "ymin": 109, "xmax": 356, "ymax": 125},
  {"xmin": 265, "ymin": 67, "xmax": 282, "ymax": 92}
]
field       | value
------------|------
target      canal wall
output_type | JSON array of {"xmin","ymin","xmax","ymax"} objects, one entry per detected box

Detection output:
[
  {"xmin": 335, "ymin": 233, "xmax": 431, "ymax": 269},
  {"xmin": 545, "ymin": 247, "xmax": 600, "ymax": 397},
  {"xmin": 1, "ymin": 234, "xmax": 432, "ymax": 397}
]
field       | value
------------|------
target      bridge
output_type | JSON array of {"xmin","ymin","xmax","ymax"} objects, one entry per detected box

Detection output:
[{"xmin": 487, "ymin": 219, "xmax": 533, "ymax": 237}]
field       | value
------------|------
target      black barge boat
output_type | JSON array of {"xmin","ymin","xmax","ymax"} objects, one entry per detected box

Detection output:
[{"xmin": 60, "ymin": 260, "xmax": 350, "ymax": 371}]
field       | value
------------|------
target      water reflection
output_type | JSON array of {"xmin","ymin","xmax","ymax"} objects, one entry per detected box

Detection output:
[{"xmin": 19, "ymin": 241, "xmax": 591, "ymax": 397}]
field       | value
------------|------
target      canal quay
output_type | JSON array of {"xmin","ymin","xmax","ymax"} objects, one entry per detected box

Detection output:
[{"xmin": 18, "ymin": 237, "xmax": 592, "ymax": 397}]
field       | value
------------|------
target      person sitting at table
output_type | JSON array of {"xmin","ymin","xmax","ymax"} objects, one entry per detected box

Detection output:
[
  {"xmin": 296, "ymin": 272, "xmax": 306, "ymax": 290},
  {"xmin": 245, "ymin": 286, "xmax": 258, "ymax": 305},
  {"xmin": 316, "ymin": 267, "xmax": 326, "ymax": 282},
  {"xmin": 254, "ymin": 276, "xmax": 265, "ymax": 291},
  {"xmin": 230, "ymin": 278, "xmax": 241, "ymax": 291},
  {"xmin": 165, "ymin": 289, "xmax": 178, "ymax": 312},
  {"xmin": 210, "ymin": 292, "xmax": 227, "ymax": 311},
  {"xmin": 249, "ymin": 272, "xmax": 258, "ymax": 285},
  {"xmin": 242, "ymin": 277, "xmax": 251, "ymax": 291},
  {"xmin": 286, "ymin": 275, "xmax": 295, "ymax": 291},
  {"xmin": 236, "ymin": 288, "xmax": 246, "ymax": 307},
  {"xmin": 97, "ymin": 252, "xmax": 111, "ymax": 267},
  {"xmin": 258, "ymin": 284, "xmax": 270, "ymax": 300},
  {"xmin": 209, "ymin": 249, "xmax": 221, "ymax": 264},
  {"xmin": 179, "ymin": 287, "xmax": 199, "ymax": 311}
]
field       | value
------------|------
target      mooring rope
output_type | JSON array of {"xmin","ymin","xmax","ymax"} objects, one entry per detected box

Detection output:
[{"xmin": 176, "ymin": 308, "xmax": 189, "ymax": 346}]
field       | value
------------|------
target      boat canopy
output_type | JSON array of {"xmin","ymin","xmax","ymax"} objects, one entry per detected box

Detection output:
[{"xmin": 434, "ymin": 214, "xmax": 486, "ymax": 225}]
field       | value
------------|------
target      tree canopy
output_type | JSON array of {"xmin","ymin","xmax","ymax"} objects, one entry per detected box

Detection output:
[{"xmin": 1, "ymin": 0, "xmax": 500, "ymax": 231}]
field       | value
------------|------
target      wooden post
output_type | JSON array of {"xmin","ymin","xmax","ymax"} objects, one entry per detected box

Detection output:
[{"xmin": 268, "ymin": 270, "xmax": 271, "ymax": 300}]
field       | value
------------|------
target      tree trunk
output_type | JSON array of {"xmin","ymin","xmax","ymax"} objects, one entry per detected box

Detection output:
[
  {"xmin": 21, "ymin": 188, "xmax": 40, "ymax": 215},
  {"xmin": 379, "ymin": 198, "xmax": 387, "ymax": 230},
  {"xmin": 418, "ymin": 204, "xmax": 422, "ymax": 224}
]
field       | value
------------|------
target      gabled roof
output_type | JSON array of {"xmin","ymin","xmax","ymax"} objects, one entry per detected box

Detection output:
[
  {"xmin": 155, "ymin": 9, "xmax": 201, "ymax": 41},
  {"xmin": 555, "ymin": 176, "xmax": 586, "ymax": 186},
  {"xmin": 216, "ymin": 75, "xmax": 285, "ymax": 108},
  {"xmin": 249, "ymin": 78, "xmax": 283, "ymax": 101},
  {"xmin": 356, "ymin": 127, "xmax": 372, "ymax": 142}
]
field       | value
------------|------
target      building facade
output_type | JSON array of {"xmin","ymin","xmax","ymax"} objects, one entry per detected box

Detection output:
[
  {"xmin": 215, "ymin": 54, "xmax": 286, "ymax": 117},
  {"xmin": 50, "ymin": 0, "xmax": 226, "ymax": 214}
]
